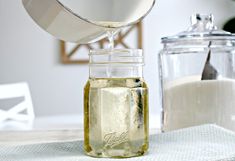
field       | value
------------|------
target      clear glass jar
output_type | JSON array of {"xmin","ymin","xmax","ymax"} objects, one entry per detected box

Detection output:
[
  {"xmin": 84, "ymin": 49, "xmax": 149, "ymax": 158},
  {"xmin": 159, "ymin": 14, "xmax": 235, "ymax": 132}
]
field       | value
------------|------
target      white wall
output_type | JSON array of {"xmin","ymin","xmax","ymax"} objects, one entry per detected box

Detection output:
[{"xmin": 0, "ymin": 0, "xmax": 235, "ymax": 117}]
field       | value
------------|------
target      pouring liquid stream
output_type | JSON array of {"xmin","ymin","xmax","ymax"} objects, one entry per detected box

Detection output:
[{"xmin": 106, "ymin": 30, "xmax": 116, "ymax": 78}]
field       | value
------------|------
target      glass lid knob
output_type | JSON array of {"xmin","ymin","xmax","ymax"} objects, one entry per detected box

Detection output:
[{"xmin": 189, "ymin": 14, "xmax": 217, "ymax": 32}]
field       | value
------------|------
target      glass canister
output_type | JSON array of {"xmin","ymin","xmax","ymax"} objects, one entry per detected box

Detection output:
[
  {"xmin": 159, "ymin": 14, "xmax": 235, "ymax": 132},
  {"xmin": 84, "ymin": 49, "xmax": 149, "ymax": 158}
]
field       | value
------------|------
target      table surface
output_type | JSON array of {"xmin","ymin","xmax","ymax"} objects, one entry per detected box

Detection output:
[
  {"xmin": 0, "ymin": 114, "xmax": 160, "ymax": 130},
  {"xmin": 0, "ymin": 114, "xmax": 160, "ymax": 145}
]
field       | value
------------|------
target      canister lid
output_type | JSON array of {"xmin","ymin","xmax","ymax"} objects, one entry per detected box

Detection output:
[{"xmin": 161, "ymin": 14, "xmax": 235, "ymax": 43}]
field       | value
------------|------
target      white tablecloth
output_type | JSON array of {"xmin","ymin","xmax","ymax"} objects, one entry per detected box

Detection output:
[{"xmin": 1, "ymin": 125, "xmax": 235, "ymax": 161}]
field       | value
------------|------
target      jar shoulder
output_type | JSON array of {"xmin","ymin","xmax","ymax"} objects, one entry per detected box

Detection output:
[{"xmin": 85, "ymin": 78, "xmax": 148, "ymax": 89}]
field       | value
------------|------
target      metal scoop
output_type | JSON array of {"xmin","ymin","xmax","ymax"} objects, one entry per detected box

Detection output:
[{"xmin": 201, "ymin": 41, "xmax": 219, "ymax": 80}]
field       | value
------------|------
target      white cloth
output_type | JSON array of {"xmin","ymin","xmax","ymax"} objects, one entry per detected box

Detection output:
[{"xmin": 1, "ymin": 125, "xmax": 235, "ymax": 161}]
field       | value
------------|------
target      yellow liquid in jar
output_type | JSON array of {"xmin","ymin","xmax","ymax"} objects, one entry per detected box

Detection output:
[{"xmin": 84, "ymin": 78, "xmax": 149, "ymax": 158}]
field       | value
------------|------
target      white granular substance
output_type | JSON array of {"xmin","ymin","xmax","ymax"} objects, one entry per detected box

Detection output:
[{"xmin": 163, "ymin": 77, "xmax": 235, "ymax": 132}]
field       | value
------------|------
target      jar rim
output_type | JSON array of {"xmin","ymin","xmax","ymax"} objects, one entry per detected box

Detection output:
[
  {"xmin": 89, "ymin": 48, "xmax": 144, "ymax": 65},
  {"xmin": 161, "ymin": 34, "xmax": 235, "ymax": 44},
  {"xmin": 89, "ymin": 48, "xmax": 143, "ymax": 55}
]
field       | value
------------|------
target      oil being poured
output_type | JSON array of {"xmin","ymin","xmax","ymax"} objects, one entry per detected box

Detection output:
[
  {"xmin": 107, "ymin": 30, "xmax": 115, "ymax": 49},
  {"xmin": 105, "ymin": 29, "xmax": 117, "ymax": 77}
]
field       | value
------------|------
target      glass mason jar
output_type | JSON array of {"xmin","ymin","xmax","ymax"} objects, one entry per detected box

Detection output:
[
  {"xmin": 159, "ymin": 14, "xmax": 235, "ymax": 132},
  {"xmin": 84, "ymin": 49, "xmax": 149, "ymax": 158}
]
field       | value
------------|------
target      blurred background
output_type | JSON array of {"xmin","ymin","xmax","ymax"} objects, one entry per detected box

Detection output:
[{"xmin": 0, "ymin": 0, "xmax": 235, "ymax": 124}]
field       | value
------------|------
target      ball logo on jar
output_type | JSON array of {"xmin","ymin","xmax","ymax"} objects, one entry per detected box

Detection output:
[{"xmin": 104, "ymin": 131, "xmax": 128, "ymax": 148}]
